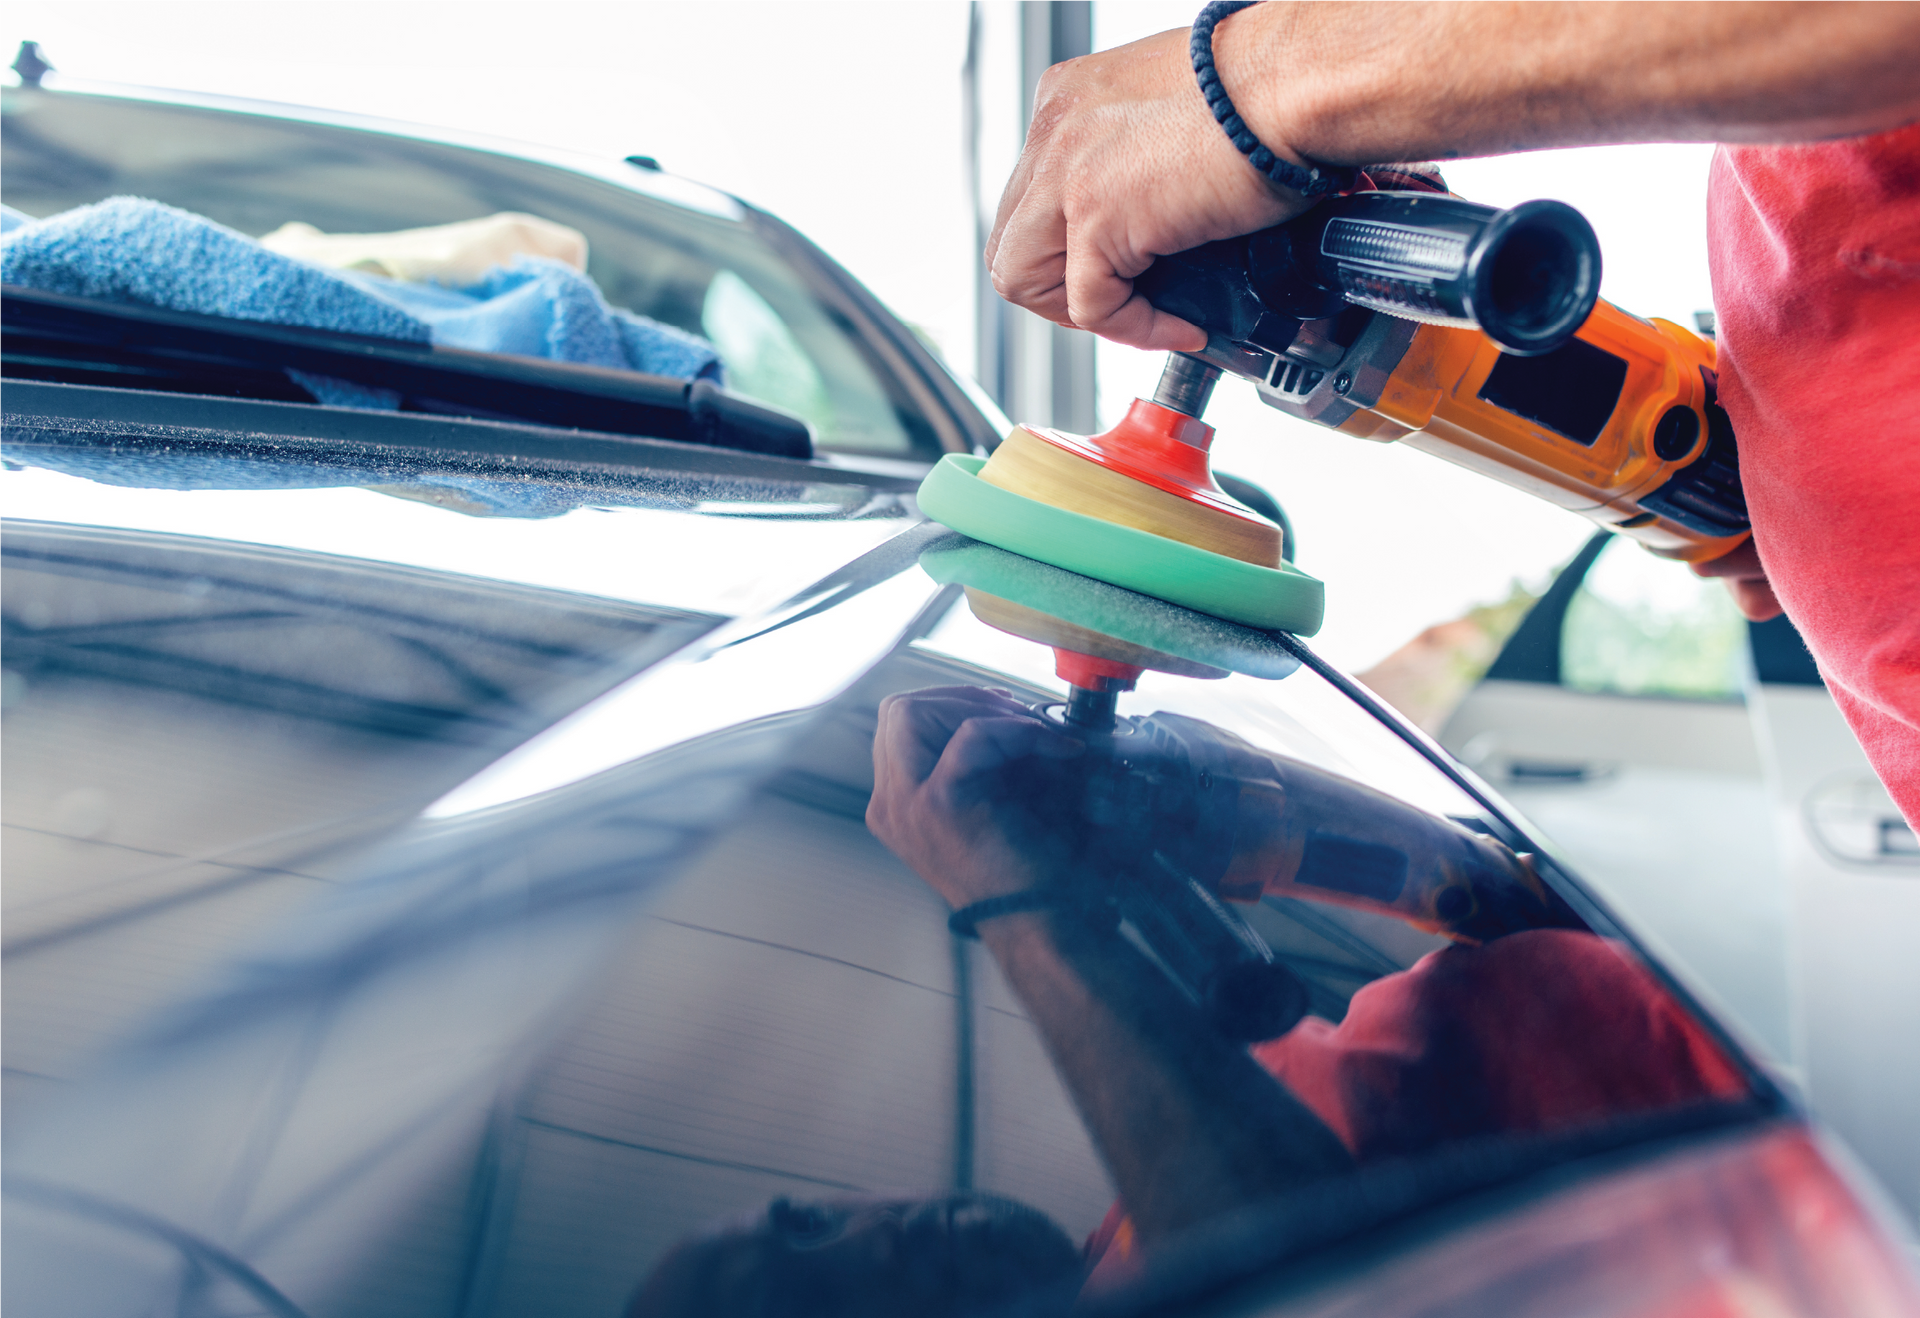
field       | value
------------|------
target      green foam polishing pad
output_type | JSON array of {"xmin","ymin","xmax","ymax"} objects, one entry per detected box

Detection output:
[
  {"xmin": 921, "ymin": 537, "xmax": 1304, "ymax": 682},
  {"xmin": 916, "ymin": 453, "xmax": 1324, "ymax": 635}
]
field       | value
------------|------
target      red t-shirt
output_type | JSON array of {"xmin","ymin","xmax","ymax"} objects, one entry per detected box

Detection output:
[
  {"xmin": 1249, "ymin": 930, "xmax": 1744, "ymax": 1159},
  {"xmin": 1707, "ymin": 125, "xmax": 1920, "ymax": 828}
]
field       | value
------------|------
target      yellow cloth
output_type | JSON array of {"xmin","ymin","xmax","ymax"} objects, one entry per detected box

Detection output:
[{"xmin": 259, "ymin": 212, "xmax": 587, "ymax": 285}]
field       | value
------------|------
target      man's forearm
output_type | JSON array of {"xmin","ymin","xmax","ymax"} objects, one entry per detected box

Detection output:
[
  {"xmin": 1219, "ymin": 2, "xmax": 1920, "ymax": 165},
  {"xmin": 978, "ymin": 912, "xmax": 1351, "ymax": 1247}
]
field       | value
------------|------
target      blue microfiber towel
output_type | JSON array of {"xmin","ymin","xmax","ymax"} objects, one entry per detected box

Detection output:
[
  {"xmin": 345, "ymin": 256, "xmax": 722, "ymax": 383},
  {"xmin": 0, "ymin": 197, "xmax": 724, "ymax": 400},
  {"xmin": 2, "ymin": 197, "xmax": 733, "ymax": 513},
  {"xmin": 2, "ymin": 196, "xmax": 428, "ymax": 346}
]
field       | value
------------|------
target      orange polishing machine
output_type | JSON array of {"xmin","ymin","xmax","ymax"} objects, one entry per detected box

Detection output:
[{"xmin": 1134, "ymin": 187, "xmax": 1748, "ymax": 562}]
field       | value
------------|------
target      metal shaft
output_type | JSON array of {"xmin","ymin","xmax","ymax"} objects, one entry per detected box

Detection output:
[
  {"xmin": 1152, "ymin": 353, "xmax": 1223, "ymax": 419},
  {"xmin": 1063, "ymin": 683, "xmax": 1121, "ymax": 733}
]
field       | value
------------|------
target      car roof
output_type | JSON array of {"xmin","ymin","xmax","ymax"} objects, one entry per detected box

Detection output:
[{"xmin": 5, "ymin": 74, "xmax": 750, "ymax": 222}]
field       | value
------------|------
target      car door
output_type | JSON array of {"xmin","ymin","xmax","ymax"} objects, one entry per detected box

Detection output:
[
  {"xmin": 1748, "ymin": 624, "xmax": 1920, "ymax": 1226},
  {"xmin": 1438, "ymin": 533, "xmax": 1790, "ymax": 1063}
]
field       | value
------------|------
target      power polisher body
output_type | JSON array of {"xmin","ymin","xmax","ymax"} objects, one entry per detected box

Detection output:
[{"xmin": 1137, "ymin": 189, "xmax": 1749, "ymax": 563}]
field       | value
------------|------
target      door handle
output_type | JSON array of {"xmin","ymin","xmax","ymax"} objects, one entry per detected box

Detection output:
[
  {"xmin": 1504, "ymin": 758, "xmax": 1607, "ymax": 784},
  {"xmin": 1807, "ymin": 776, "xmax": 1920, "ymax": 866}
]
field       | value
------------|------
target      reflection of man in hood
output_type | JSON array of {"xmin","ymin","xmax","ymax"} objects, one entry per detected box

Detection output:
[
  {"xmin": 863, "ymin": 685, "xmax": 1747, "ymax": 1289},
  {"xmin": 626, "ymin": 1192, "xmax": 1081, "ymax": 1318}
]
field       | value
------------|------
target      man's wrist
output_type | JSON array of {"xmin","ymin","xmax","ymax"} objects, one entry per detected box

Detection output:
[
  {"xmin": 1202, "ymin": 2, "xmax": 1536, "ymax": 172},
  {"xmin": 975, "ymin": 902, "xmax": 1106, "ymax": 968},
  {"xmin": 1208, "ymin": 2, "xmax": 1331, "ymax": 175}
]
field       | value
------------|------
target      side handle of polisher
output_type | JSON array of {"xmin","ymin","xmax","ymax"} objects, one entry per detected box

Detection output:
[
  {"xmin": 1128, "ymin": 712, "xmax": 1580, "ymax": 943},
  {"xmin": 1214, "ymin": 761, "xmax": 1582, "ymax": 942}
]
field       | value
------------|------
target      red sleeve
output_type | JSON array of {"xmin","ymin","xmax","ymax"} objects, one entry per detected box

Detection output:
[
  {"xmin": 1082, "ymin": 930, "xmax": 1743, "ymax": 1285},
  {"xmin": 1251, "ymin": 930, "xmax": 1747, "ymax": 1161}
]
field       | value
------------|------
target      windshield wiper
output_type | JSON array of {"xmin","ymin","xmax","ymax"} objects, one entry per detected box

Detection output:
[{"xmin": 0, "ymin": 286, "xmax": 813, "ymax": 460}]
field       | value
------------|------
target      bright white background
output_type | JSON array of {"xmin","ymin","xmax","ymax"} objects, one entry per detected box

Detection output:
[{"xmin": 3, "ymin": 1, "xmax": 1719, "ymax": 669}]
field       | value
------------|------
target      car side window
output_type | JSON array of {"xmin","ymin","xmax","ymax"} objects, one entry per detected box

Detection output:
[
  {"xmin": 1560, "ymin": 536, "xmax": 1747, "ymax": 700},
  {"xmin": 700, "ymin": 269, "xmax": 834, "ymax": 432}
]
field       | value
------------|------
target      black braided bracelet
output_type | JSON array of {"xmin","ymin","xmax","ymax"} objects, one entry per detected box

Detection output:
[
  {"xmin": 948, "ymin": 890, "xmax": 1065, "ymax": 939},
  {"xmin": 1192, "ymin": 0, "xmax": 1355, "ymax": 197}
]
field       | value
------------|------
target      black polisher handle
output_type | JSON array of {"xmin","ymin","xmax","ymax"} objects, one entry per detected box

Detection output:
[{"xmin": 1135, "ymin": 191, "xmax": 1602, "ymax": 357}]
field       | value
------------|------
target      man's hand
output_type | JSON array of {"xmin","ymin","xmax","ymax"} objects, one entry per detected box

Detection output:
[
  {"xmin": 985, "ymin": 22, "xmax": 1313, "ymax": 352},
  {"xmin": 867, "ymin": 687, "xmax": 1085, "ymax": 911},
  {"xmin": 985, "ymin": 4, "xmax": 1920, "ymax": 351},
  {"xmin": 1690, "ymin": 537, "xmax": 1784, "ymax": 621}
]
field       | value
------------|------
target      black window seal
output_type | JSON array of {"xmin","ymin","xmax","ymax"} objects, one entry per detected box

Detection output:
[
  {"xmin": 1100, "ymin": 1102, "xmax": 1786, "ymax": 1318},
  {"xmin": 1480, "ymin": 529, "xmax": 1824, "ymax": 690},
  {"xmin": 2, "ymin": 286, "xmax": 815, "ymax": 460},
  {"xmin": 1275, "ymin": 630, "xmax": 1787, "ymax": 1114},
  {"xmin": 1482, "ymin": 529, "xmax": 1610, "ymax": 685}
]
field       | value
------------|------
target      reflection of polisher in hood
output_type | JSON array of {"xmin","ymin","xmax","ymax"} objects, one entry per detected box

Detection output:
[
  {"xmin": 916, "ymin": 530, "xmax": 1580, "ymax": 1042},
  {"xmin": 918, "ymin": 355, "xmax": 1320, "ymax": 730}
]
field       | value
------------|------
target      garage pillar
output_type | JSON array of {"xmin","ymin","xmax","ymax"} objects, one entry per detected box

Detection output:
[{"xmin": 965, "ymin": 1, "xmax": 1098, "ymax": 437}]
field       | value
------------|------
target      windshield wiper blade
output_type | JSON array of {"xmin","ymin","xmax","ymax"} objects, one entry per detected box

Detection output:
[{"xmin": 0, "ymin": 286, "xmax": 813, "ymax": 460}]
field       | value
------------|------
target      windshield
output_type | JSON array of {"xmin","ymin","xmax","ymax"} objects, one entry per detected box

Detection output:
[
  {"xmin": 0, "ymin": 87, "xmax": 952, "ymax": 458},
  {"xmin": 2, "ymin": 419, "xmax": 1771, "ymax": 1316}
]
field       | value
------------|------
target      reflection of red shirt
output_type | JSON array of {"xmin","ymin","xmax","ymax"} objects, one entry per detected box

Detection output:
[
  {"xmin": 1251, "ymin": 930, "xmax": 1744, "ymax": 1160},
  {"xmin": 1085, "ymin": 931, "xmax": 1743, "ymax": 1275},
  {"xmin": 1707, "ymin": 125, "xmax": 1920, "ymax": 830}
]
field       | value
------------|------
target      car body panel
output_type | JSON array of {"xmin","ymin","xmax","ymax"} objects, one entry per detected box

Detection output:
[
  {"xmin": 4, "ymin": 77, "xmax": 1915, "ymax": 1318},
  {"xmin": 1444, "ymin": 533, "xmax": 1920, "ymax": 1226},
  {"xmin": 1, "ymin": 478, "xmax": 1825, "ymax": 1313},
  {"xmin": 1163, "ymin": 1123, "xmax": 1920, "ymax": 1318},
  {"xmin": 1752, "ymin": 683, "xmax": 1920, "ymax": 1228}
]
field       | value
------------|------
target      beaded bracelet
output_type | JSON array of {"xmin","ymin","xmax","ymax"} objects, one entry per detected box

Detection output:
[{"xmin": 1191, "ymin": 1, "xmax": 1355, "ymax": 197}]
